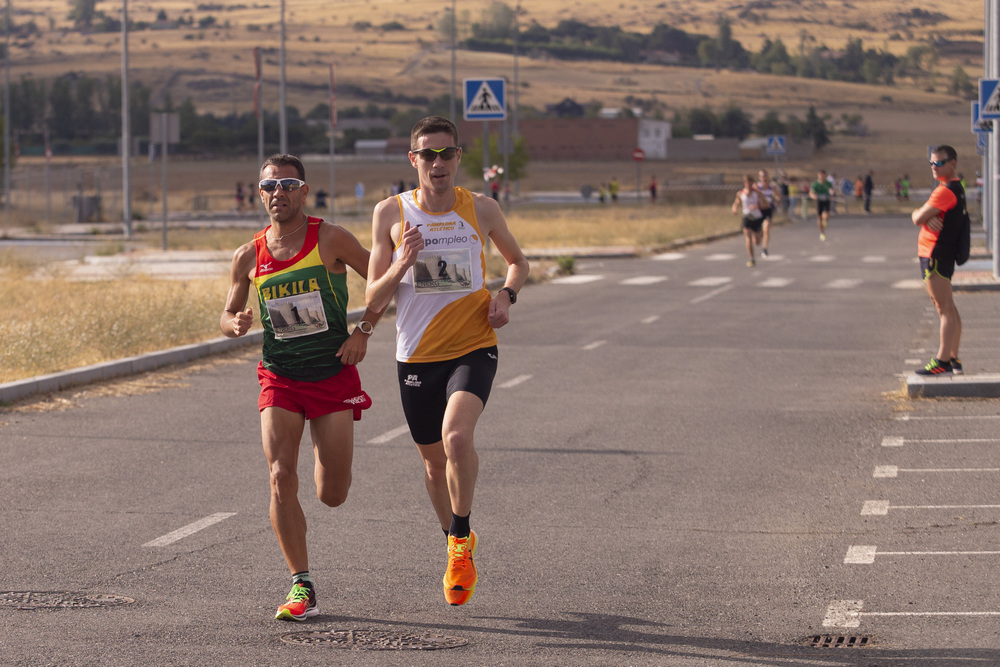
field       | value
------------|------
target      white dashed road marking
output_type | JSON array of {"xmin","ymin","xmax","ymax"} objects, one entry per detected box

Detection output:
[
  {"xmin": 706, "ymin": 253, "xmax": 736, "ymax": 261},
  {"xmin": 551, "ymin": 274, "xmax": 603, "ymax": 284},
  {"xmin": 582, "ymin": 340, "xmax": 607, "ymax": 351},
  {"xmin": 641, "ymin": 315, "xmax": 660, "ymax": 324},
  {"xmin": 143, "ymin": 512, "xmax": 237, "ymax": 548},
  {"xmin": 688, "ymin": 276, "xmax": 732, "ymax": 287},
  {"xmin": 652, "ymin": 252, "xmax": 685, "ymax": 261},
  {"xmin": 893, "ymin": 279, "xmax": 925, "ymax": 289},
  {"xmin": 810, "ymin": 255, "xmax": 835, "ymax": 262},
  {"xmin": 826, "ymin": 279, "xmax": 862, "ymax": 289},
  {"xmin": 620, "ymin": 276, "xmax": 667, "ymax": 285},
  {"xmin": 690, "ymin": 285, "xmax": 734, "ymax": 304},
  {"xmin": 497, "ymin": 374, "xmax": 532, "ymax": 389},
  {"xmin": 862, "ymin": 255, "xmax": 887, "ymax": 263},
  {"xmin": 758, "ymin": 277, "xmax": 793, "ymax": 288},
  {"xmin": 368, "ymin": 425, "xmax": 410, "ymax": 444}
]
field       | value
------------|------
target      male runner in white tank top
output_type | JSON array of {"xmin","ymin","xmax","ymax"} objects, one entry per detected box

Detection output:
[{"xmin": 367, "ymin": 116, "xmax": 529, "ymax": 606}]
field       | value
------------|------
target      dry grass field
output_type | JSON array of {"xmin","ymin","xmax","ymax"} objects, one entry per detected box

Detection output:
[{"xmin": 0, "ymin": 1, "xmax": 989, "ymax": 386}]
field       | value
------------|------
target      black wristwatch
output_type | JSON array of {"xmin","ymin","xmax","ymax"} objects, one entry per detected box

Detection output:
[{"xmin": 499, "ymin": 286, "xmax": 517, "ymax": 304}]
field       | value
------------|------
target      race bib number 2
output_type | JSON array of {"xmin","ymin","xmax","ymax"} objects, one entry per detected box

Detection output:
[{"xmin": 412, "ymin": 248, "xmax": 475, "ymax": 295}]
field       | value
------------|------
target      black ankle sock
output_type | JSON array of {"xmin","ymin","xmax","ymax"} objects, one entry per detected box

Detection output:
[{"xmin": 449, "ymin": 512, "xmax": 471, "ymax": 538}]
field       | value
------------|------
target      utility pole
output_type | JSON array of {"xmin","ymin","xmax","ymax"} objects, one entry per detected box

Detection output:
[
  {"xmin": 121, "ymin": 0, "xmax": 132, "ymax": 237},
  {"xmin": 279, "ymin": 0, "xmax": 287, "ymax": 154}
]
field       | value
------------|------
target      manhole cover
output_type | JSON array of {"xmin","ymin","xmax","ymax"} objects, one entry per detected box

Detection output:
[
  {"xmin": 280, "ymin": 629, "xmax": 468, "ymax": 651},
  {"xmin": 805, "ymin": 634, "xmax": 873, "ymax": 648},
  {"xmin": 0, "ymin": 591, "xmax": 136, "ymax": 610}
]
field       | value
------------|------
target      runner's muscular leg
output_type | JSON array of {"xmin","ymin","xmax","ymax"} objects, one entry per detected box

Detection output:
[
  {"xmin": 441, "ymin": 391, "xmax": 484, "ymax": 518},
  {"xmin": 309, "ymin": 409, "xmax": 354, "ymax": 508},
  {"xmin": 261, "ymin": 406, "xmax": 308, "ymax": 574},
  {"xmin": 416, "ymin": 441, "xmax": 452, "ymax": 531}
]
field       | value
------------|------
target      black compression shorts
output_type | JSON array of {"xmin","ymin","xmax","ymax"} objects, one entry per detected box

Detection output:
[{"xmin": 397, "ymin": 345, "xmax": 498, "ymax": 445}]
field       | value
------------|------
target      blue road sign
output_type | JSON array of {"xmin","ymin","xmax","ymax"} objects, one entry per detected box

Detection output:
[
  {"xmin": 765, "ymin": 135, "xmax": 786, "ymax": 155},
  {"xmin": 980, "ymin": 78, "xmax": 1000, "ymax": 119},
  {"xmin": 464, "ymin": 78, "xmax": 506, "ymax": 121},
  {"xmin": 972, "ymin": 101, "xmax": 993, "ymax": 134}
]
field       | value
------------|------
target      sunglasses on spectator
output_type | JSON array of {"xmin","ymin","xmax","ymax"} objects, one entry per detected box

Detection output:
[
  {"xmin": 928, "ymin": 159, "xmax": 952, "ymax": 167},
  {"xmin": 259, "ymin": 178, "xmax": 306, "ymax": 192},
  {"xmin": 412, "ymin": 146, "xmax": 460, "ymax": 161}
]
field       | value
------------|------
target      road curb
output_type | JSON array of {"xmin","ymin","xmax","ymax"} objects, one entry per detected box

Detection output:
[{"xmin": 906, "ymin": 373, "xmax": 1000, "ymax": 398}]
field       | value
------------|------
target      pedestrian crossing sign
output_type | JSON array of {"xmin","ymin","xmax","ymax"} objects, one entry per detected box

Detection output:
[
  {"xmin": 464, "ymin": 78, "xmax": 506, "ymax": 121},
  {"xmin": 765, "ymin": 135, "xmax": 786, "ymax": 155},
  {"xmin": 972, "ymin": 101, "xmax": 993, "ymax": 134},
  {"xmin": 980, "ymin": 79, "xmax": 1000, "ymax": 119}
]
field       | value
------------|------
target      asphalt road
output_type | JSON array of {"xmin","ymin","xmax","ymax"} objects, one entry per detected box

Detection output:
[{"xmin": 3, "ymin": 215, "xmax": 1000, "ymax": 666}]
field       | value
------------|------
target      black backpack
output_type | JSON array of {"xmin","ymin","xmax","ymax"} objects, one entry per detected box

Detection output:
[{"xmin": 947, "ymin": 180, "xmax": 971, "ymax": 266}]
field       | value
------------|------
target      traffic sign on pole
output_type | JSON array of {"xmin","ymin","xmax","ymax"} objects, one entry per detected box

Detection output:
[
  {"xmin": 980, "ymin": 78, "xmax": 1000, "ymax": 119},
  {"xmin": 464, "ymin": 78, "xmax": 506, "ymax": 120},
  {"xmin": 631, "ymin": 147, "xmax": 645, "ymax": 161},
  {"xmin": 765, "ymin": 135, "xmax": 786, "ymax": 155},
  {"xmin": 972, "ymin": 101, "xmax": 994, "ymax": 134}
]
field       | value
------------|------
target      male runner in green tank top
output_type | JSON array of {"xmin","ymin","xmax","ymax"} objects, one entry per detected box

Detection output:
[{"xmin": 221, "ymin": 154, "xmax": 384, "ymax": 621}]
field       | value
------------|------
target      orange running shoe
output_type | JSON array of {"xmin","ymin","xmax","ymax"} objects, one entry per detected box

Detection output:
[
  {"xmin": 443, "ymin": 529, "xmax": 478, "ymax": 606},
  {"xmin": 275, "ymin": 582, "xmax": 318, "ymax": 621}
]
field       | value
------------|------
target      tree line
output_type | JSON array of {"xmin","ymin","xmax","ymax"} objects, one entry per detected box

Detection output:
[{"xmin": 449, "ymin": 4, "xmax": 973, "ymax": 92}]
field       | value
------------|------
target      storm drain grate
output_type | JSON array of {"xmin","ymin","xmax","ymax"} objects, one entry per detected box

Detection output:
[
  {"xmin": 0, "ymin": 591, "xmax": 136, "ymax": 610},
  {"xmin": 807, "ymin": 634, "xmax": 873, "ymax": 648},
  {"xmin": 281, "ymin": 629, "xmax": 468, "ymax": 651}
]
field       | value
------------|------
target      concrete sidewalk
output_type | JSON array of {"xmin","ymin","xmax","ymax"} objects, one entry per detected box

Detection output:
[{"xmin": 907, "ymin": 251, "xmax": 1000, "ymax": 398}]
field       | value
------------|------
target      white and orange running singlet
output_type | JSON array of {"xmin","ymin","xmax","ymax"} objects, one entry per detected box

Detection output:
[{"xmin": 392, "ymin": 187, "xmax": 497, "ymax": 363}]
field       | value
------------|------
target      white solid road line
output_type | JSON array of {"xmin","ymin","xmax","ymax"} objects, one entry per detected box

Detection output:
[
  {"xmin": 823, "ymin": 600, "xmax": 1000, "ymax": 628},
  {"xmin": 875, "ymin": 465, "xmax": 1000, "ymax": 477},
  {"xmin": 896, "ymin": 414, "xmax": 1000, "ymax": 421},
  {"xmin": 883, "ymin": 436, "xmax": 1000, "ymax": 446},
  {"xmin": 845, "ymin": 545, "xmax": 1000, "ymax": 564},
  {"xmin": 143, "ymin": 512, "xmax": 237, "ymax": 548},
  {"xmin": 861, "ymin": 500, "xmax": 1000, "ymax": 515}
]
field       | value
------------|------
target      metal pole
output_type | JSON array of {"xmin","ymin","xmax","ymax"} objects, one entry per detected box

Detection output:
[
  {"xmin": 482, "ymin": 121, "xmax": 490, "ymax": 198},
  {"xmin": 44, "ymin": 125, "xmax": 51, "ymax": 222},
  {"xmin": 329, "ymin": 62, "xmax": 336, "ymax": 221},
  {"xmin": 989, "ymin": 0, "xmax": 999, "ymax": 277},
  {"xmin": 984, "ymin": 0, "xmax": 1000, "ymax": 278},
  {"xmin": 161, "ymin": 113, "xmax": 168, "ymax": 250},
  {"xmin": 513, "ymin": 0, "xmax": 519, "ymax": 195},
  {"xmin": 254, "ymin": 46, "xmax": 264, "ymax": 223},
  {"xmin": 279, "ymin": 0, "xmax": 287, "ymax": 154},
  {"xmin": 450, "ymin": 0, "xmax": 456, "ymax": 122},
  {"xmin": 121, "ymin": 0, "xmax": 132, "ymax": 237},
  {"xmin": 3, "ymin": 0, "xmax": 10, "ymax": 229}
]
